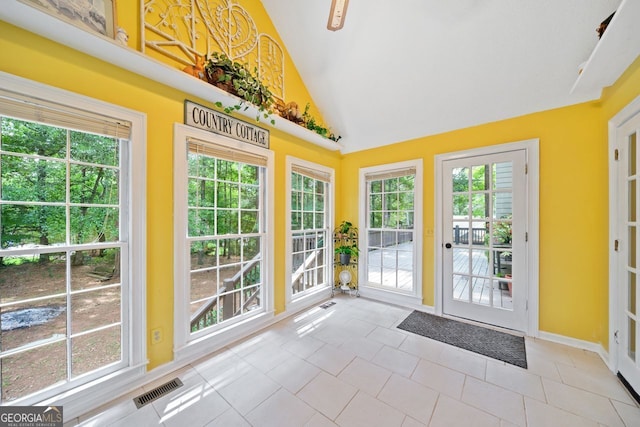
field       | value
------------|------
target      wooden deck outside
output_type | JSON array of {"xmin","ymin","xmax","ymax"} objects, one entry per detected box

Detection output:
[{"xmin": 453, "ymin": 248, "xmax": 512, "ymax": 309}]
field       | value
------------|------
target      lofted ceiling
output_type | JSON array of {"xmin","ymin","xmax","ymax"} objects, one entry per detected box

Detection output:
[{"xmin": 261, "ymin": 0, "xmax": 621, "ymax": 153}]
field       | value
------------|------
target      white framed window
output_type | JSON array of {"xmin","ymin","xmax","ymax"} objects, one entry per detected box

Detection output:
[
  {"xmin": 0, "ymin": 72, "xmax": 146, "ymax": 413},
  {"xmin": 173, "ymin": 124, "xmax": 274, "ymax": 360},
  {"xmin": 359, "ymin": 160, "xmax": 423, "ymax": 305},
  {"xmin": 285, "ymin": 157, "xmax": 334, "ymax": 308}
]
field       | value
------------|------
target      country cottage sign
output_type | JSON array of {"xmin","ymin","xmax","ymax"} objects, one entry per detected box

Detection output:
[{"xmin": 184, "ymin": 100, "xmax": 270, "ymax": 149}]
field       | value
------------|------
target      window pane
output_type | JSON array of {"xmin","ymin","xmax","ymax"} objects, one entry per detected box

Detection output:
[
  {"xmin": 70, "ymin": 207, "xmax": 119, "ymax": 244},
  {"xmin": 1, "ymin": 205, "xmax": 66, "ymax": 248},
  {"xmin": 1, "ymin": 297, "xmax": 67, "ymax": 352},
  {"xmin": 70, "ymin": 165, "xmax": 119, "ymax": 205},
  {"xmin": 71, "ymin": 287, "xmax": 121, "ymax": 334},
  {"xmin": 71, "ymin": 326, "xmax": 121, "ymax": 377},
  {"xmin": 0, "ymin": 118, "xmax": 66, "ymax": 158},
  {"xmin": 1, "ymin": 252, "xmax": 66, "ymax": 303},
  {"xmin": 1, "ymin": 341, "xmax": 67, "ymax": 402},
  {"xmin": 70, "ymin": 131, "xmax": 119, "ymax": 167},
  {"xmin": 1, "ymin": 156, "xmax": 66, "ymax": 202},
  {"xmin": 71, "ymin": 248, "xmax": 121, "ymax": 291}
]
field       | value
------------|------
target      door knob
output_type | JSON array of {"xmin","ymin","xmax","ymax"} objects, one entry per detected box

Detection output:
[{"xmin": 445, "ymin": 243, "xmax": 452, "ymax": 249}]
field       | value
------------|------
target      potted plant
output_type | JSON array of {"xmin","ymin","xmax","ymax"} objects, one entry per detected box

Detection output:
[
  {"xmin": 335, "ymin": 221, "xmax": 358, "ymax": 265},
  {"xmin": 335, "ymin": 243, "xmax": 359, "ymax": 265},
  {"xmin": 205, "ymin": 52, "xmax": 275, "ymax": 123},
  {"xmin": 336, "ymin": 220, "xmax": 357, "ymax": 238}
]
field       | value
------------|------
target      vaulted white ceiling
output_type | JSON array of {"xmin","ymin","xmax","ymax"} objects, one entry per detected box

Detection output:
[{"xmin": 261, "ymin": 0, "xmax": 621, "ymax": 153}]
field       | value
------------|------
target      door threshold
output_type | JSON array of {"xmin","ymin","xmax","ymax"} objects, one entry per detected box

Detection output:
[
  {"xmin": 442, "ymin": 313, "xmax": 525, "ymax": 337},
  {"xmin": 617, "ymin": 372, "xmax": 640, "ymax": 405}
]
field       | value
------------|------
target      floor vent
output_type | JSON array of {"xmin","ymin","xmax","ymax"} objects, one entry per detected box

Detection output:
[
  {"xmin": 319, "ymin": 301, "xmax": 336, "ymax": 309},
  {"xmin": 133, "ymin": 378, "xmax": 183, "ymax": 409}
]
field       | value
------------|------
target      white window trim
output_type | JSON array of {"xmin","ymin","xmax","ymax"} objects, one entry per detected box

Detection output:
[
  {"xmin": 358, "ymin": 159, "xmax": 423, "ymax": 307},
  {"xmin": 285, "ymin": 156, "xmax": 335, "ymax": 313},
  {"xmin": 0, "ymin": 72, "xmax": 147, "ymax": 418},
  {"xmin": 173, "ymin": 123, "xmax": 274, "ymax": 362}
]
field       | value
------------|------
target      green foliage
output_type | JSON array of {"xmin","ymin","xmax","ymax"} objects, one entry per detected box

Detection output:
[
  {"xmin": 205, "ymin": 52, "xmax": 276, "ymax": 125},
  {"xmin": 335, "ymin": 220, "xmax": 359, "ymax": 258},
  {"xmin": 334, "ymin": 243, "xmax": 359, "ymax": 257},
  {"xmin": 493, "ymin": 216, "xmax": 512, "ymax": 245},
  {"xmin": 302, "ymin": 103, "xmax": 341, "ymax": 142}
]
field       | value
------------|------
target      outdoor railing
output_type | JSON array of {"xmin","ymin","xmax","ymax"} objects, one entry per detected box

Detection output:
[
  {"xmin": 453, "ymin": 226, "xmax": 487, "ymax": 245},
  {"xmin": 291, "ymin": 249, "xmax": 324, "ymax": 294},
  {"xmin": 190, "ymin": 252, "xmax": 261, "ymax": 331}
]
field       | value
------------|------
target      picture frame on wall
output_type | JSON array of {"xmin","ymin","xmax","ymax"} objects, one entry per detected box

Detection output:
[{"xmin": 18, "ymin": 0, "xmax": 117, "ymax": 39}]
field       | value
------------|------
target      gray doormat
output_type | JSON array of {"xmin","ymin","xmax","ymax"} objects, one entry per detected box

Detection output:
[{"xmin": 397, "ymin": 311, "xmax": 527, "ymax": 369}]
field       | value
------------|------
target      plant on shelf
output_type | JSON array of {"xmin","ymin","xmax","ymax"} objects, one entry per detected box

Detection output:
[
  {"xmin": 302, "ymin": 103, "xmax": 341, "ymax": 142},
  {"xmin": 335, "ymin": 243, "xmax": 359, "ymax": 266},
  {"xmin": 204, "ymin": 52, "xmax": 275, "ymax": 124},
  {"xmin": 335, "ymin": 221, "xmax": 359, "ymax": 265}
]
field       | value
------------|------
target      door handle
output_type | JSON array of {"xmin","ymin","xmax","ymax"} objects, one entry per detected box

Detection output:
[{"xmin": 445, "ymin": 243, "xmax": 452, "ymax": 249}]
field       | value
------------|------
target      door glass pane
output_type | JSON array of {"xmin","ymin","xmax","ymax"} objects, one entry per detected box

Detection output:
[
  {"xmin": 472, "ymin": 249, "xmax": 488, "ymax": 276},
  {"xmin": 453, "ymin": 248, "xmax": 469, "ymax": 274},
  {"xmin": 472, "ymin": 194, "xmax": 488, "ymax": 219},
  {"xmin": 453, "ymin": 274, "xmax": 469, "ymax": 302},
  {"xmin": 630, "ymin": 133, "xmax": 637, "ymax": 177},
  {"xmin": 629, "ymin": 317, "xmax": 636, "ymax": 362},
  {"xmin": 453, "ymin": 194, "xmax": 469, "ymax": 218},
  {"xmin": 630, "ymin": 272, "xmax": 637, "ymax": 316},
  {"xmin": 471, "ymin": 221, "xmax": 487, "ymax": 246},
  {"xmin": 472, "ymin": 277, "xmax": 490, "ymax": 306},
  {"xmin": 493, "ymin": 162, "xmax": 513, "ymax": 190},
  {"xmin": 630, "ymin": 179, "xmax": 637, "ymax": 222},
  {"xmin": 452, "ymin": 167, "xmax": 469, "ymax": 192},
  {"xmin": 493, "ymin": 192, "xmax": 513, "ymax": 219},
  {"xmin": 471, "ymin": 165, "xmax": 487, "ymax": 190},
  {"xmin": 629, "ymin": 226, "xmax": 637, "ymax": 269}
]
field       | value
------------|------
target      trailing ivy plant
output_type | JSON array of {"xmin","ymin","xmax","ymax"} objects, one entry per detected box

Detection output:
[
  {"xmin": 302, "ymin": 103, "xmax": 341, "ymax": 142},
  {"xmin": 205, "ymin": 52, "xmax": 275, "ymax": 124}
]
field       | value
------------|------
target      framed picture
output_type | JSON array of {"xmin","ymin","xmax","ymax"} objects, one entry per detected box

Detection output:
[{"xmin": 19, "ymin": 0, "xmax": 117, "ymax": 39}]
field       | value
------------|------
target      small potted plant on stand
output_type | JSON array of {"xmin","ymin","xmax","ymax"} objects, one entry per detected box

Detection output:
[{"xmin": 335, "ymin": 243, "xmax": 359, "ymax": 266}]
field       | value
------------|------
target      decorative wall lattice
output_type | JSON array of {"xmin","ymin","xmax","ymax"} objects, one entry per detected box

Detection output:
[{"xmin": 143, "ymin": 0, "xmax": 285, "ymax": 100}]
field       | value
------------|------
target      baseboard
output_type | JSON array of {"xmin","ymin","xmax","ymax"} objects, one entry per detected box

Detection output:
[
  {"xmin": 359, "ymin": 286, "xmax": 425, "ymax": 310},
  {"xmin": 537, "ymin": 331, "xmax": 612, "ymax": 370}
]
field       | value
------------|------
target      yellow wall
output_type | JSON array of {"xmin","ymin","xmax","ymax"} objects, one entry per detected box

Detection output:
[
  {"xmin": 342, "ymin": 55, "xmax": 640, "ymax": 347},
  {"xmin": 0, "ymin": 1, "xmax": 340, "ymax": 370}
]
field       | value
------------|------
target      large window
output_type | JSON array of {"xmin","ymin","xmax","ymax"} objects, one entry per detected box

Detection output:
[
  {"xmin": 287, "ymin": 158, "xmax": 333, "ymax": 302},
  {"xmin": 361, "ymin": 160, "xmax": 422, "ymax": 300},
  {"xmin": 0, "ymin": 79, "xmax": 145, "ymax": 407},
  {"xmin": 174, "ymin": 125, "xmax": 273, "ymax": 356}
]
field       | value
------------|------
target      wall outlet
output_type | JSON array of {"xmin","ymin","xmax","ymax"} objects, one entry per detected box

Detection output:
[{"xmin": 151, "ymin": 328, "xmax": 162, "ymax": 345}]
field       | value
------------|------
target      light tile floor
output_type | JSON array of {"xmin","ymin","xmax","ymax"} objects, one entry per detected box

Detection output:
[{"xmin": 69, "ymin": 296, "xmax": 640, "ymax": 427}]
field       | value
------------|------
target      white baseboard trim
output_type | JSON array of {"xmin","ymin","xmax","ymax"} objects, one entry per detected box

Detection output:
[
  {"xmin": 537, "ymin": 331, "xmax": 612, "ymax": 371},
  {"xmin": 359, "ymin": 286, "xmax": 424, "ymax": 310},
  {"xmin": 285, "ymin": 287, "xmax": 332, "ymax": 314}
]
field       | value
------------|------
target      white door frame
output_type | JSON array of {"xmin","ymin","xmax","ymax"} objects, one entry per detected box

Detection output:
[
  {"xmin": 435, "ymin": 139, "xmax": 540, "ymax": 335},
  {"xmin": 608, "ymin": 94, "xmax": 640, "ymax": 372}
]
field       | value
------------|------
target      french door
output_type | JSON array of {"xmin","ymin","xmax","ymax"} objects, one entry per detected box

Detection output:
[
  {"xmin": 441, "ymin": 149, "xmax": 528, "ymax": 331},
  {"xmin": 613, "ymin": 107, "xmax": 640, "ymax": 394}
]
